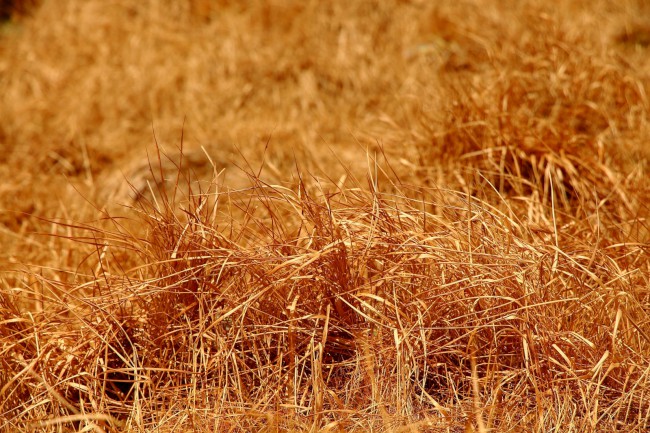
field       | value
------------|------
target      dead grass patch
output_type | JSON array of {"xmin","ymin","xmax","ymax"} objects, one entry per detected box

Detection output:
[{"xmin": 1, "ymin": 0, "xmax": 649, "ymax": 431}]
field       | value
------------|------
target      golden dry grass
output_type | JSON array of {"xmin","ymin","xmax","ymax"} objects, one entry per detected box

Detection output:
[{"xmin": 1, "ymin": 0, "xmax": 649, "ymax": 432}]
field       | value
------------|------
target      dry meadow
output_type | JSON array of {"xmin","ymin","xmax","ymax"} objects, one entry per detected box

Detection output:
[{"xmin": 1, "ymin": 0, "xmax": 650, "ymax": 431}]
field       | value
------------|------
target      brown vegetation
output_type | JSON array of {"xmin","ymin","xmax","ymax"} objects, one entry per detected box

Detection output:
[{"xmin": 1, "ymin": 0, "xmax": 649, "ymax": 432}]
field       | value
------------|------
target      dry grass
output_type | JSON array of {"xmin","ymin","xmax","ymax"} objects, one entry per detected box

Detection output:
[{"xmin": 1, "ymin": 0, "xmax": 649, "ymax": 432}]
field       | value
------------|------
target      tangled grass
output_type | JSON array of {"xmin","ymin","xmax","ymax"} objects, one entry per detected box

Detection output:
[
  {"xmin": 2, "ymin": 154, "xmax": 649, "ymax": 432},
  {"xmin": 1, "ymin": 0, "xmax": 650, "ymax": 432}
]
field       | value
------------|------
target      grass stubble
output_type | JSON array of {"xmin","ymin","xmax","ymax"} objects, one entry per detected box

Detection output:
[{"xmin": 1, "ymin": 0, "xmax": 650, "ymax": 432}]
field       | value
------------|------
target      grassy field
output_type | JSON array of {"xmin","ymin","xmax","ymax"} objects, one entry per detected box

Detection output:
[{"xmin": 1, "ymin": 0, "xmax": 649, "ymax": 431}]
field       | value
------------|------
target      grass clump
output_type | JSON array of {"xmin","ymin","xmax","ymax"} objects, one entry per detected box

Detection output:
[
  {"xmin": 408, "ymin": 3, "xmax": 650, "ymax": 243},
  {"xmin": 2, "ymin": 163, "xmax": 649, "ymax": 432}
]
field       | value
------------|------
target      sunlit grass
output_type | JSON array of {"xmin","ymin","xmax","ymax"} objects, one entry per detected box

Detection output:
[{"xmin": 1, "ymin": 0, "xmax": 649, "ymax": 431}]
